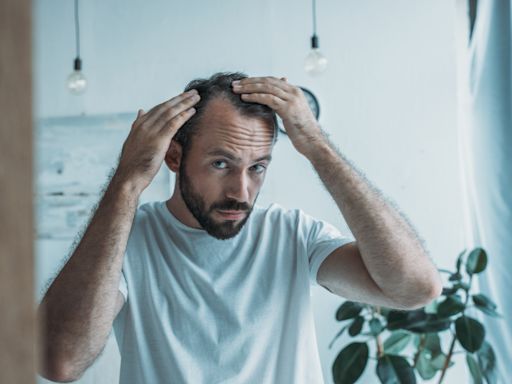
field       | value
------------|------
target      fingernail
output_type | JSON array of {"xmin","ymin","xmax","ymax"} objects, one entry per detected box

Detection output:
[
  {"xmin": 189, "ymin": 89, "xmax": 198, "ymax": 94},
  {"xmin": 232, "ymin": 80, "xmax": 240, "ymax": 85}
]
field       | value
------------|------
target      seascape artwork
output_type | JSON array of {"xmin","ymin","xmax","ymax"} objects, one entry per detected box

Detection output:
[{"xmin": 34, "ymin": 113, "xmax": 171, "ymax": 239}]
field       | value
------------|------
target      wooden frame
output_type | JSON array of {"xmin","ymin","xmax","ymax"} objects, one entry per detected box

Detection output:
[{"xmin": 0, "ymin": 0, "xmax": 36, "ymax": 382}]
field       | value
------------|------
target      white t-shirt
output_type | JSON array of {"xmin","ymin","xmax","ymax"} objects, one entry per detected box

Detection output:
[{"xmin": 114, "ymin": 201, "xmax": 353, "ymax": 384}]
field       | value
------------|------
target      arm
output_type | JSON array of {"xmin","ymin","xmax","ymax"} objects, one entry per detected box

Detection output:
[
  {"xmin": 317, "ymin": 241, "xmax": 409, "ymax": 309},
  {"xmin": 232, "ymin": 77, "xmax": 442, "ymax": 310},
  {"xmin": 304, "ymin": 135, "xmax": 442, "ymax": 309},
  {"xmin": 38, "ymin": 175, "xmax": 140, "ymax": 382},
  {"xmin": 37, "ymin": 89, "xmax": 200, "ymax": 382}
]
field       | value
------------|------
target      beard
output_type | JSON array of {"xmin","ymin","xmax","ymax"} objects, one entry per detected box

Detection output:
[{"xmin": 178, "ymin": 161, "xmax": 257, "ymax": 240}]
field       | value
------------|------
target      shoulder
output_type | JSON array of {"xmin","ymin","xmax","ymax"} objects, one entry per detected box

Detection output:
[
  {"xmin": 253, "ymin": 202, "xmax": 319, "ymax": 235},
  {"xmin": 129, "ymin": 201, "xmax": 165, "ymax": 231},
  {"xmin": 254, "ymin": 202, "xmax": 302, "ymax": 224},
  {"xmin": 135, "ymin": 201, "xmax": 162, "ymax": 219}
]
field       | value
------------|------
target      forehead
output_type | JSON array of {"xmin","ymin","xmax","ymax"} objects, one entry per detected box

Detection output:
[{"xmin": 192, "ymin": 97, "xmax": 275, "ymax": 159}]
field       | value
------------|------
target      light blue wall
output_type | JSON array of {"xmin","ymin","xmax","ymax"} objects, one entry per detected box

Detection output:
[{"xmin": 34, "ymin": 0, "xmax": 466, "ymax": 383}]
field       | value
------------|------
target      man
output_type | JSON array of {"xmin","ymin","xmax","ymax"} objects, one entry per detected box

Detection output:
[{"xmin": 38, "ymin": 72, "xmax": 442, "ymax": 383}]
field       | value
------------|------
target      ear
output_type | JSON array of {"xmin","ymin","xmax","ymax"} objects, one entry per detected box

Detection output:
[{"xmin": 164, "ymin": 139, "xmax": 182, "ymax": 173}]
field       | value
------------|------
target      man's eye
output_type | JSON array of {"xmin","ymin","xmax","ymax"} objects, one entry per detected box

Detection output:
[
  {"xmin": 251, "ymin": 164, "xmax": 266, "ymax": 173},
  {"xmin": 212, "ymin": 160, "xmax": 227, "ymax": 169}
]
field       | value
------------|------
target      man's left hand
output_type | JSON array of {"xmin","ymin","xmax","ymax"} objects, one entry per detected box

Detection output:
[{"xmin": 232, "ymin": 76, "xmax": 325, "ymax": 156}]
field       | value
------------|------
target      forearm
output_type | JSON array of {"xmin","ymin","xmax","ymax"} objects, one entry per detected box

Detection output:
[
  {"xmin": 38, "ymin": 171, "xmax": 140, "ymax": 379},
  {"xmin": 304, "ymin": 133, "xmax": 442, "ymax": 304}
]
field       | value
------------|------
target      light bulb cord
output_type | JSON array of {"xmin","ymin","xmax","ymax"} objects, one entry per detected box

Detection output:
[
  {"xmin": 74, "ymin": 0, "xmax": 81, "ymax": 59},
  {"xmin": 312, "ymin": 0, "xmax": 317, "ymax": 36},
  {"xmin": 310, "ymin": 0, "xmax": 319, "ymax": 49}
]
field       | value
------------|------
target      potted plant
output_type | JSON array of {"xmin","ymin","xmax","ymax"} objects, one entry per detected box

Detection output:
[{"xmin": 329, "ymin": 247, "xmax": 500, "ymax": 383}]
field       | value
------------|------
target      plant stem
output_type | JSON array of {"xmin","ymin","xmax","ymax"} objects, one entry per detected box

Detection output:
[
  {"xmin": 376, "ymin": 333, "xmax": 384, "ymax": 358},
  {"xmin": 438, "ymin": 270, "xmax": 474, "ymax": 383},
  {"xmin": 372, "ymin": 306, "xmax": 384, "ymax": 358},
  {"xmin": 437, "ymin": 332, "xmax": 457, "ymax": 384},
  {"xmin": 413, "ymin": 334, "xmax": 426, "ymax": 368}
]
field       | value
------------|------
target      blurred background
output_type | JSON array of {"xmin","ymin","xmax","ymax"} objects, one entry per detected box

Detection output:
[{"xmin": 25, "ymin": 0, "xmax": 510, "ymax": 383}]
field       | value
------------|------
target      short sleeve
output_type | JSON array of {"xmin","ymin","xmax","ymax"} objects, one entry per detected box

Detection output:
[
  {"xmin": 300, "ymin": 211, "xmax": 354, "ymax": 287},
  {"xmin": 118, "ymin": 269, "xmax": 128, "ymax": 301}
]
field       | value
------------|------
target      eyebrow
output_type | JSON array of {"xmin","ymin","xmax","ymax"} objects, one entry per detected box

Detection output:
[{"xmin": 206, "ymin": 148, "xmax": 272, "ymax": 163}]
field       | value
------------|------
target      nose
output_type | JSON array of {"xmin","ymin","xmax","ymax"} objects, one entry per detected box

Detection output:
[{"xmin": 225, "ymin": 170, "xmax": 251, "ymax": 204}]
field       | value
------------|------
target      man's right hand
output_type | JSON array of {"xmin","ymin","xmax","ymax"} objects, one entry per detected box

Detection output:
[{"xmin": 115, "ymin": 89, "xmax": 200, "ymax": 193}]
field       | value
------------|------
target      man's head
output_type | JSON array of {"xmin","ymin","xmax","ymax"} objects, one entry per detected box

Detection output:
[{"xmin": 165, "ymin": 72, "xmax": 278, "ymax": 240}]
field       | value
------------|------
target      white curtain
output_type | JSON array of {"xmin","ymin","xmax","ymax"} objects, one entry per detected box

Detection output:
[{"xmin": 457, "ymin": 0, "xmax": 512, "ymax": 382}]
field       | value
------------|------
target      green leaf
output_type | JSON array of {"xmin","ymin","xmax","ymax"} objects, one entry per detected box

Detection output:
[
  {"xmin": 454, "ymin": 281, "xmax": 470, "ymax": 291},
  {"xmin": 472, "ymin": 294, "xmax": 496, "ymax": 309},
  {"xmin": 466, "ymin": 248, "xmax": 487, "ymax": 275},
  {"xmin": 370, "ymin": 318, "xmax": 384, "ymax": 336},
  {"xmin": 348, "ymin": 315, "xmax": 365, "ymax": 336},
  {"xmin": 455, "ymin": 316, "xmax": 485, "ymax": 353},
  {"xmin": 477, "ymin": 341, "xmax": 497, "ymax": 384},
  {"xmin": 328, "ymin": 325, "xmax": 349, "ymax": 349},
  {"xmin": 424, "ymin": 299, "xmax": 438, "ymax": 314},
  {"xmin": 384, "ymin": 331, "xmax": 412, "ymax": 354},
  {"xmin": 456, "ymin": 249, "xmax": 466, "ymax": 273},
  {"xmin": 423, "ymin": 333, "xmax": 442, "ymax": 357},
  {"xmin": 336, "ymin": 301, "xmax": 364, "ymax": 321},
  {"xmin": 437, "ymin": 295, "xmax": 465, "ymax": 317},
  {"xmin": 386, "ymin": 309, "xmax": 427, "ymax": 330},
  {"xmin": 472, "ymin": 294, "xmax": 502, "ymax": 318},
  {"xmin": 442, "ymin": 286, "xmax": 457, "ymax": 296},
  {"xmin": 332, "ymin": 342, "xmax": 369, "ymax": 384},
  {"xmin": 430, "ymin": 353, "xmax": 454, "ymax": 370},
  {"xmin": 386, "ymin": 310, "xmax": 410, "ymax": 326},
  {"xmin": 412, "ymin": 333, "xmax": 421, "ymax": 348},
  {"xmin": 448, "ymin": 272, "xmax": 463, "ymax": 282},
  {"xmin": 466, "ymin": 354, "xmax": 483, "ymax": 384},
  {"xmin": 411, "ymin": 316, "xmax": 452, "ymax": 333},
  {"xmin": 379, "ymin": 307, "xmax": 392, "ymax": 318},
  {"xmin": 376, "ymin": 355, "xmax": 416, "ymax": 384},
  {"xmin": 416, "ymin": 350, "xmax": 438, "ymax": 380},
  {"xmin": 387, "ymin": 309, "xmax": 451, "ymax": 333},
  {"xmin": 443, "ymin": 282, "xmax": 470, "ymax": 296}
]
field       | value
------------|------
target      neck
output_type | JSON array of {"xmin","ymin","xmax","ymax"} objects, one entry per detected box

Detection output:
[{"xmin": 166, "ymin": 184, "xmax": 202, "ymax": 229}]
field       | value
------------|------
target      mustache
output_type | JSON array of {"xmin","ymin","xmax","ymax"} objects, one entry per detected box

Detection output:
[{"xmin": 211, "ymin": 199, "xmax": 251, "ymax": 212}]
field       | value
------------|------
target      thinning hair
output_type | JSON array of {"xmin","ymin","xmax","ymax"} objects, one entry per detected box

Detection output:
[{"xmin": 173, "ymin": 71, "xmax": 279, "ymax": 155}]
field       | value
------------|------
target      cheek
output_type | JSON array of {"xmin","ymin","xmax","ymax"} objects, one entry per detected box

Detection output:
[
  {"xmin": 247, "ymin": 176, "xmax": 264, "ymax": 199},
  {"xmin": 193, "ymin": 169, "xmax": 224, "ymax": 197}
]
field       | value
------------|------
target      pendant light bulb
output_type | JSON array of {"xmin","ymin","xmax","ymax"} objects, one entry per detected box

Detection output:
[
  {"xmin": 305, "ymin": 36, "xmax": 328, "ymax": 75},
  {"xmin": 67, "ymin": 0, "xmax": 86, "ymax": 94},
  {"xmin": 67, "ymin": 57, "xmax": 87, "ymax": 94},
  {"xmin": 305, "ymin": 0, "xmax": 327, "ymax": 75}
]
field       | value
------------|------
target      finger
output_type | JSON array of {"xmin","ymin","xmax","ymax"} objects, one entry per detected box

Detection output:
[
  {"xmin": 234, "ymin": 76, "xmax": 293, "ymax": 88},
  {"xmin": 147, "ymin": 89, "xmax": 198, "ymax": 118},
  {"xmin": 142, "ymin": 89, "xmax": 199, "ymax": 124},
  {"xmin": 233, "ymin": 82, "xmax": 289, "ymax": 101},
  {"xmin": 131, "ymin": 109, "xmax": 146, "ymax": 129},
  {"xmin": 151, "ymin": 94, "xmax": 200, "ymax": 131},
  {"xmin": 145, "ymin": 92, "xmax": 200, "ymax": 129},
  {"xmin": 163, "ymin": 107, "xmax": 197, "ymax": 136},
  {"xmin": 233, "ymin": 76, "xmax": 294, "ymax": 94},
  {"xmin": 240, "ymin": 93, "xmax": 285, "ymax": 110}
]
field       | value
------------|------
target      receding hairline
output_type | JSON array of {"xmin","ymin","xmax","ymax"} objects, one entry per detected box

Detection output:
[
  {"xmin": 189, "ymin": 95, "xmax": 277, "ymax": 140},
  {"xmin": 206, "ymin": 148, "xmax": 273, "ymax": 163}
]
